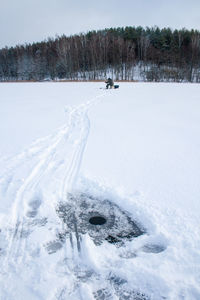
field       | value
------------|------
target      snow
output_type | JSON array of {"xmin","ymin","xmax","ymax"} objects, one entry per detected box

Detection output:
[{"xmin": 0, "ymin": 82, "xmax": 200, "ymax": 299}]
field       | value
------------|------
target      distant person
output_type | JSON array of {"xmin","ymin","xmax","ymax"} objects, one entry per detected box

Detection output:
[{"xmin": 105, "ymin": 78, "xmax": 114, "ymax": 89}]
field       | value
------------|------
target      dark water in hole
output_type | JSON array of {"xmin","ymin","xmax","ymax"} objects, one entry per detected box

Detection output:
[{"xmin": 89, "ymin": 216, "xmax": 107, "ymax": 225}]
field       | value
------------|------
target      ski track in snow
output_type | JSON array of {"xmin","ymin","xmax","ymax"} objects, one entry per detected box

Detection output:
[{"xmin": 0, "ymin": 92, "xmax": 114, "ymax": 299}]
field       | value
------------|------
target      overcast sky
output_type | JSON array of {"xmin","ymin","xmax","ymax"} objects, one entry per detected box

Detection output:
[{"xmin": 0, "ymin": 0, "xmax": 200, "ymax": 49}]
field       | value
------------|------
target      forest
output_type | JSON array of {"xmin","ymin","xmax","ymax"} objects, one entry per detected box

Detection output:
[{"xmin": 0, "ymin": 26, "xmax": 200, "ymax": 82}]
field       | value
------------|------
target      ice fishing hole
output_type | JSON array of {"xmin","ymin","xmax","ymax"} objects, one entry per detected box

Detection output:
[{"xmin": 89, "ymin": 216, "xmax": 107, "ymax": 225}]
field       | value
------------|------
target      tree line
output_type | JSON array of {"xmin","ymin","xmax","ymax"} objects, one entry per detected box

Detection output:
[{"xmin": 0, "ymin": 26, "xmax": 200, "ymax": 82}]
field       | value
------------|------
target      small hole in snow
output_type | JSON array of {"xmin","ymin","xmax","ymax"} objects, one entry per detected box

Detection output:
[{"xmin": 89, "ymin": 216, "xmax": 107, "ymax": 225}]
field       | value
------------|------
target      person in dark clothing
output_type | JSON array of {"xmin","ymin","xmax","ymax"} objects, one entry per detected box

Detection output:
[{"xmin": 105, "ymin": 78, "xmax": 114, "ymax": 89}]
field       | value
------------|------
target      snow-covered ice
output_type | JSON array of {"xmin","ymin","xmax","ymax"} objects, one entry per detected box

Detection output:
[{"xmin": 0, "ymin": 82, "xmax": 200, "ymax": 299}]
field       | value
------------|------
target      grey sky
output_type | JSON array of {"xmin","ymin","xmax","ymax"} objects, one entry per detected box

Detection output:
[{"xmin": 0, "ymin": 0, "xmax": 200, "ymax": 48}]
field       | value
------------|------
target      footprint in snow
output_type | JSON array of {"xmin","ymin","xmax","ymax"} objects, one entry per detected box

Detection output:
[{"xmin": 26, "ymin": 196, "xmax": 42, "ymax": 218}]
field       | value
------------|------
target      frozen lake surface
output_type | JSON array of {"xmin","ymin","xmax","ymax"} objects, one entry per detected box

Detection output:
[{"xmin": 0, "ymin": 82, "xmax": 200, "ymax": 299}]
